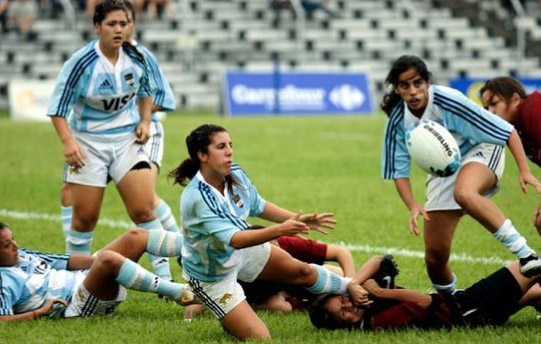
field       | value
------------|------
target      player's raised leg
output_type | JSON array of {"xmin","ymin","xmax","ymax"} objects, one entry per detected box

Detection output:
[{"xmin": 455, "ymin": 162, "xmax": 541, "ymax": 277}]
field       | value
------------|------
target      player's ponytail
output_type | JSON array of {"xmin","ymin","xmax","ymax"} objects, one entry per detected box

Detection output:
[
  {"xmin": 381, "ymin": 55, "xmax": 432, "ymax": 117},
  {"xmin": 169, "ymin": 124, "xmax": 238, "ymax": 187}
]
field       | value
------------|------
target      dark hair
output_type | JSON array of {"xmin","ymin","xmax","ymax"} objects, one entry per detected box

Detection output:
[
  {"xmin": 0, "ymin": 222, "xmax": 9, "ymax": 231},
  {"xmin": 381, "ymin": 55, "xmax": 432, "ymax": 116},
  {"xmin": 122, "ymin": 0, "xmax": 136, "ymax": 23},
  {"xmin": 479, "ymin": 76, "xmax": 527, "ymax": 103},
  {"xmin": 93, "ymin": 0, "xmax": 127, "ymax": 25},
  {"xmin": 309, "ymin": 294, "xmax": 363, "ymax": 331},
  {"xmin": 169, "ymin": 124, "xmax": 230, "ymax": 186}
]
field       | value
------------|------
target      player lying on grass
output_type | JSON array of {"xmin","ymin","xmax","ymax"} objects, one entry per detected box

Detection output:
[
  {"xmin": 0, "ymin": 221, "xmax": 194, "ymax": 322},
  {"xmin": 309, "ymin": 256, "xmax": 541, "ymax": 330}
]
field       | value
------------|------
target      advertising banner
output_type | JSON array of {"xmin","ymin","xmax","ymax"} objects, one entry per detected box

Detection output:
[
  {"xmin": 9, "ymin": 79, "xmax": 55, "ymax": 121},
  {"xmin": 224, "ymin": 71, "xmax": 373, "ymax": 116}
]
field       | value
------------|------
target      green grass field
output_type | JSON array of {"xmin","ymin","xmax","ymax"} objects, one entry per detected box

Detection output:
[{"xmin": 1, "ymin": 113, "xmax": 541, "ymax": 343}]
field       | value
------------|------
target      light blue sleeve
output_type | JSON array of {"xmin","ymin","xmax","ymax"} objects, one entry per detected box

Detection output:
[
  {"xmin": 434, "ymin": 87, "xmax": 513, "ymax": 145},
  {"xmin": 140, "ymin": 45, "xmax": 176, "ymax": 112},
  {"xmin": 137, "ymin": 61, "xmax": 153, "ymax": 99},
  {"xmin": 46, "ymin": 46, "xmax": 95, "ymax": 118},
  {"xmin": 0, "ymin": 271, "xmax": 22, "ymax": 315},
  {"xmin": 381, "ymin": 112, "xmax": 411, "ymax": 180}
]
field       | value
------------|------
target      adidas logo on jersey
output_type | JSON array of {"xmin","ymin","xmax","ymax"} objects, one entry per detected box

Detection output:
[{"xmin": 98, "ymin": 79, "xmax": 113, "ymax": 90}]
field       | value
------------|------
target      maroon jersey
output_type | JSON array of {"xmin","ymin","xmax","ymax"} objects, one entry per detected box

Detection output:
[
  {"xmin": 366, "ymin": 294, "xmax": 455, "ymax": 330},
  {"xmin": 516, "ymin": 91, "xmax": 541, "ymax": 167},
  {"xmin": 277, "ymin": 236, "xmax": 328, "ymax": 264}
]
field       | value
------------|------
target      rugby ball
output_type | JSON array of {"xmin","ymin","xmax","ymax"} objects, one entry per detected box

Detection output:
[{"xmin": 405, "ymin": 119, "xmax": 461, "ymax": 177}]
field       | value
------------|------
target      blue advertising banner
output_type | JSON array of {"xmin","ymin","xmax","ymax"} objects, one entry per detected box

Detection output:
[
  {"xmin": 450, "ymin": 77, "xmax": 541, "ymax": 105},
  {"xmin": 223, "ymin": 71, "xmax": 373, "ymax": 116}
]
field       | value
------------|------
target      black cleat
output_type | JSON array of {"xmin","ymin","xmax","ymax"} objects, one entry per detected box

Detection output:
[
  {"xmin": 520, "ymin": 254, "xmax": 541, "ymax": 277},
  {"xmin": 373, "ymin": 254, "xmax": 399, "ymax": 289}
]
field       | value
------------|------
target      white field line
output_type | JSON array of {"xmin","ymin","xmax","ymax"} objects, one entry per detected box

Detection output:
[{"xmin": 1, "ymin": 208, "xmax": 511, "ymax": 266}]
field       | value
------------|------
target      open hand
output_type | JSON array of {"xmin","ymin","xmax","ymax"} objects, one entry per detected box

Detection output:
[
  {"xmin": 408, "ymin": 203, "xmax": 429, "ymax": 236},
  {"xmin": 298, "ymin": 212, "xmax": 336, "ymax": 235}
]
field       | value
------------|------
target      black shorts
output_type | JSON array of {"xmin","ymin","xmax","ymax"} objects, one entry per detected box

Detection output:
[{"xmin": 454, "ymin": 267, "xmax": 522, "ymax": 326}]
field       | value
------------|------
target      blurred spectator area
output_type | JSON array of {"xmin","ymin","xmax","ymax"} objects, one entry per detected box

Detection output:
[{"xmin": 1, "ymin": 0, "xmax": 541, "ymax": 111}]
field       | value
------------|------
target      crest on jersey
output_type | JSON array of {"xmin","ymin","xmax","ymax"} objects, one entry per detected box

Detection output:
[
  {"xmin": 232, "ymin": 194, "xmax": 243, "ymax": 208},
  {"xmin": 125, "ymin": 73, "xmax": 135, "ymax": 86}
]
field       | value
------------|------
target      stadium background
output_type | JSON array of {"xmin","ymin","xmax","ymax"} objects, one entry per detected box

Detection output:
[{"xmin": 2, "ymin": 0, "xmax": 541, "ymax": 342}]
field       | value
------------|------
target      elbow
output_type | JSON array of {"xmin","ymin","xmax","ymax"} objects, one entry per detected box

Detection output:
[{"xmin": 229, "ymin": 236, "xmax": 245, "ymax": 250}]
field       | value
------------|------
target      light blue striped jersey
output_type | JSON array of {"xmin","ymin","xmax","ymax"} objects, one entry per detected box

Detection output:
[
  {"xmin": 0, "ymin": 249, "xmax": 74, "ymax": 316},
  {"xmin": 180, "ymin": 164, "xmax": 266, "ymax": 282},
  {"xmin": 47, "ymin": 40, "xmax": 153, "ymax": 135},
  {"xmin": 134, "ymin": 41, "xmax": 176, "ymax": 119},
  {"xmin": 382, "ymin": 85, "xmax": 514, "ymax": 179}
]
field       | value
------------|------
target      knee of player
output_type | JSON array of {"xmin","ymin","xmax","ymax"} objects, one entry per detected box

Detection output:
[
  {"xmin": 125, "ymin": 228, "xmax": 148, "ymax": 244},
  {"xmin": 72, "ymin": 212, "xmax": 99, "ymax": 231},
  {"xmin": 453, "ymin": 187, "xmax": 475, "ymax": 208},
  {"xmin": 96, "ymin": 250, "xmax": 123, "ymax": 269},
  {"xmin": 128, "ymin": 207, "xmax": 156, "ymax": 223},
  {"xmin": 424, "ymin": 250, "xmax": 446, "ymax": 268},
  {"xmin": 298, "ymin": 262, "xmax": 313, "ymax": 278}
]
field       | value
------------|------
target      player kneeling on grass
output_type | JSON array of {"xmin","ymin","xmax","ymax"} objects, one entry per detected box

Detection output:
[
  {"xmin": 309, "ymin": 256, "xmax": 541, "ymax": 330},
  {"xmin": 0, "ymin": 221, "xmax": 194, "ymax": 322}
]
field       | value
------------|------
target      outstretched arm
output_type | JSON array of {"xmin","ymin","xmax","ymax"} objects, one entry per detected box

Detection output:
[
  {"xmin": 230, "ymin": 213, "xmax": 310, "ymax": 249},
  {"xmin": 259, "ymin": 202, "xmax": 336, "ymax": 233}
]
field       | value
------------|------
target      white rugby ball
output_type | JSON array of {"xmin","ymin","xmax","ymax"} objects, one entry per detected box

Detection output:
[{"xmin": 405, "ymin": 119, "xmax": 461, "ymax": 177}]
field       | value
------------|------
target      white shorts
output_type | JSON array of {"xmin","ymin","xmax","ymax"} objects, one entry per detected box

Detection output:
[
  {"xmin": 146, "ymin": 121, "xmax": 164, "ymax": 169},
  {"xmin": 64, "ymin": 271, "xmax": 127, "ymax": 318},
  {"xmin": 184, "ymin": 243, "xmax": 271, "ymax": 319},
  {"xmin": 425, "ymin": 144, "xmax": 505, "ymax": 211},
  {"xmin": 63, "ymin": 131, "xmax": 150, "ymax": 187}
]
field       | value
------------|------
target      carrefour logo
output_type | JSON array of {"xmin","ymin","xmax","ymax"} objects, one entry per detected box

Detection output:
[
  {"xmin": 231, "ymin": 84, "xmax": 326, "ymax": 110},
  {"xmin": 329, "ymin": 84, "xmax": 365, "ymax": 111}
]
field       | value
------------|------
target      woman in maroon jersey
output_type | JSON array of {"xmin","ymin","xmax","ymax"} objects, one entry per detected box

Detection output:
[
  {"xmin": 309, "ymin": 258, "xmax": 541, "ymax": 330},
  {"xmin": 480, "ymin": 77, "xmax": 541, "ymax": 233}
]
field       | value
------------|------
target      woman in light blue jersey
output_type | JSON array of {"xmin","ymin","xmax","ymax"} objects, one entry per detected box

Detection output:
[
  {"xmin": 57, "ymin": 0, "xmax": 179, "ymax": 284},
  {"xmin": 48, "ymin": 1, "xmax": 166, "ymax": 258},
  {"xmin": 381, "ymin": 55, "xmax": 541, "ymax": 295},
  {"xmin": 0, "ymin": 221, "xmax": 194, "ymax": 322},
  {"xmin": 169, "ymin": 124, "xmax": 364, "ymax": 340}
]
